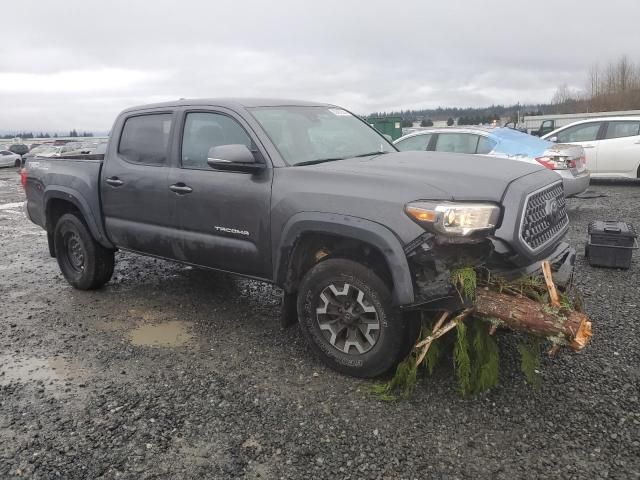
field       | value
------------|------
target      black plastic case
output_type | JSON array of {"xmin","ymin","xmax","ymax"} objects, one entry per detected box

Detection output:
[{"xmin": 586, "ymin": 221, "xmax": 637, "ymax": 269}]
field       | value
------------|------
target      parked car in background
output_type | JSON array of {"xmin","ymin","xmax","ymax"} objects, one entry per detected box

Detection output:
[
  {"xmin": 0, "ymin": 150, "xmax": 22, "ymax": 167},
  {"xmin": 394, "ymin": 127, "xmax": 589, "ymax": 196},
  {"xmin": 9, "ymin": 143, "xmax": 29, "ymax": 156},
  {"xmin": 541, "ymin": 117, "xmax": 640, "ymax": 178},
  {"xmin": 62, "ymin": 141, "xmax": 108, "ymax": 156},
  {"xmin": 22, "ymin": 144, "xmax": 85, "ymax": 162}
]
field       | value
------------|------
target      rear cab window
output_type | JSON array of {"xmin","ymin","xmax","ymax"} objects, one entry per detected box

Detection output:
[{"xmin": 118, "ymin": 114, "xmax": 172, "ymax": 165}]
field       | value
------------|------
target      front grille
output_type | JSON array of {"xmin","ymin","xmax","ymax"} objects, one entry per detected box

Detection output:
[{"xmin": 520, "ymin": 182, "xmax": 568, "ymax": 251}]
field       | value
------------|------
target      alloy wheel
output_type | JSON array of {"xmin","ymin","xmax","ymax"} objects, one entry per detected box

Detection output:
[{"xmin": 315, "ymin": 282, "xmax": 381, "ymax": 354}]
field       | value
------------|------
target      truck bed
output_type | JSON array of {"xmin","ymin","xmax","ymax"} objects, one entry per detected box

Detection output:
[{"xmin": 24, "ymin": 155, "xmax": 110, "ymax": 247}]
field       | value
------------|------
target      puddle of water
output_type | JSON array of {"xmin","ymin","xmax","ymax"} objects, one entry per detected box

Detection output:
[
  {"xmin": 0, "ymin": 354, "xmax": 87, "ymax": 387},
  {"xmin": 129, "ymin": 320, "xmax": 194, "ymax": 347}
]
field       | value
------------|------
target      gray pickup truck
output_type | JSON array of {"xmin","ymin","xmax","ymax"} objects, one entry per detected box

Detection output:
[{"xmin": 23, "ymin": 98, "xmax": 575, "ymax": 378}]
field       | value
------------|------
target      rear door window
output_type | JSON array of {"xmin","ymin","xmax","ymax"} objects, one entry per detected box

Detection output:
[
  {"xmin": 395, "ymin": 134, "xmax": 431, "ymax": 151},
  {"xmin": 118, "ymin": 114, "xmax": 172, "ymax": 165},
  {"xmin": 181, "ymin": 112, "xmax": 253, "ymax": 169},
  {"xmin": 434, "ymin": 133, "xmax": 480, "ymax": 154},
  {"xmin": 555, "ymin": 122, "xmax": 602, "ymax": 143},
  {"xmin": 604, "ymin": 121, "xmax": 640, "ymax": 139}
]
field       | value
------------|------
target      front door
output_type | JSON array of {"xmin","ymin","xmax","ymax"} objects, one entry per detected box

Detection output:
[
  {"xmin": 170, "ymin": 110, "xmax": 273, "ymax": 278},
  {"xmin": 553, "ymin": 121, "xmax": 604, "ymax": 173},
  {"xmin": 102, "ymin": 112, "xmax": 182, "ymax": 259}
]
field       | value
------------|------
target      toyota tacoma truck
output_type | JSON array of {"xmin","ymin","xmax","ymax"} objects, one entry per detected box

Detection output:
[{"xmin": 23, "ymin": 99, "xmax": 575, "ymax": 378}]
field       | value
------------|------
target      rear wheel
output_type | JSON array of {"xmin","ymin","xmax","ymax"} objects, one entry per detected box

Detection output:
[
  {"xmin": 54, "ymin": 213, "xmax": 114, "ymax": 289},
  {"xmin": 297, "ymin": 258, "xmax": 415, "ymax": 378}
]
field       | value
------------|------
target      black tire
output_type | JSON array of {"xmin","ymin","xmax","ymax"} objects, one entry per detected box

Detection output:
[
  {"xmin": 297, "ymin": 258, "xmax": 415, "ymax": 378},
  {"xmin": 14, "ymin": 159, "xmax": 21, "ymax": 168},
  {"xmin": 54, "ymin": 213, "xmax": 114, "ymax": 290}
]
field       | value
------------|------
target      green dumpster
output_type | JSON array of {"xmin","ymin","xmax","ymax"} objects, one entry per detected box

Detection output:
[{"xmin": 366, "ymin": 116, "xmax": 403, "ymax": 141}]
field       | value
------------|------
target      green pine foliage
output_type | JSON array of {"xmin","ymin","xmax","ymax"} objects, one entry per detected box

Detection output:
[
  {"xmin": 370, "ymin": 356, "xmax": 417, "ymax": 401},
  {"xmin": 451, "ymin": 267, "xmax": 477, "ymax": 300},
  {"xmin": 453, "ymin": 322, "xmax": 473, "ymax": 395},
  {"xmin": 471, "ymin": 323, "xmax": 500, "ymax": 393},
  {"xmin": 370, "ymin": 267, "xmax": 574, "ymax": 400},
  {"xmin": 453, "ymin": 321, "xmax": 500, "ymax": 396},
  {"xmin": 517, "ymin": 338, "xmax": 542, "ymax": 389},
  {"xmin": 424, "ymin": 332, "xmax": 442, "ymax": 375}
]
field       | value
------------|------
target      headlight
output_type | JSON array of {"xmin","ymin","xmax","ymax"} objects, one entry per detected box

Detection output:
[{"xmin": 405, "ymin": 201, "xmax": 500, "ymax": 236}]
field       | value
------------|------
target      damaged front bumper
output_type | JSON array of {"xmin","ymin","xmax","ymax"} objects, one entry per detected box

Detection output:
[{"xmin": 402, "ymin": 237, "xmax": 576, "ymax": 312}]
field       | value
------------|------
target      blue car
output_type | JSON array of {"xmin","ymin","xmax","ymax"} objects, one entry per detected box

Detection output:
[{"xmin": 394, "ymin": 126, "xmax": 590, "ymax": 196}]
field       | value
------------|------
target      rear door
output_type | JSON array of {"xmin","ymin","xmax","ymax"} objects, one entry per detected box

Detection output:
[
  {"xmin": 101, "ymin": 111, "xmax": 182, "ymax": 259},
  {"xmin": 552, "ymin": 121, "xmax": 604, "ymax": 173},
  {"xmin": 597, "ymin": 120, "xmax": 640, "ymax": 176},
  {"xmin": 170, "ymin": 108, "xmax": 273, "ymax": 278}
]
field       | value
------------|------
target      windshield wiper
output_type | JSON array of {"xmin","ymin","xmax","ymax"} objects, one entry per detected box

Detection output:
[
  {"xmin": 293, "ymin": 151, "xmax": 389, "ymax": 167},
  {"xmin": 352, "ymin": 151, "xmax": 390, "ymax": 158},
  {"xmin": 294, "ymin": 157, "xmax": 346, "ymax": 166}
]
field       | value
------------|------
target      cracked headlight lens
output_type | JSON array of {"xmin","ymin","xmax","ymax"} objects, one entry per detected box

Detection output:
[{"xmin": 405, "ymin": 201, "xmax": 500, "ymax": 236}]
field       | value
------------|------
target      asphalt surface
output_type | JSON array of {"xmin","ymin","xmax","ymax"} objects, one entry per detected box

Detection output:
[{"xmin": 1, "ymin": 166, "xmax": 639, "ymax": 480}]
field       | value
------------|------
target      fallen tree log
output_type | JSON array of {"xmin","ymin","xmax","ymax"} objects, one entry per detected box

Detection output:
[{"xmin": 474, "ymin": 288, "xmax": 592, "ymax": 351}]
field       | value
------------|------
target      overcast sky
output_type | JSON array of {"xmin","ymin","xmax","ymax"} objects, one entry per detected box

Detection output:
[{"xmin": 2, "ymin": 0, "xmax": 639, "ymax": 132}]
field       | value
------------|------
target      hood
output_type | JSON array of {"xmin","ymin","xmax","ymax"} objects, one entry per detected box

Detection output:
[{"xmin": 310, "ymin": 151, "xmax": 546, "ymax": 202}]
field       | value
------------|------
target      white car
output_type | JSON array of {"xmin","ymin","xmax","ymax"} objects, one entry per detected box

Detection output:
[
  {"xmin": 542, "ymin": 117, "xmax": 640, "ymax": 178},
  {"xmin": 0, "ymin": 150, "xmax": 22, "ymax": 168}
]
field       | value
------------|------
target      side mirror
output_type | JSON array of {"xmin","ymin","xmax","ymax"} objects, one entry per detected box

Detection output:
[
  {"xmin": 548, "ymin": 136, "xmax": 558, "ymax": 143},
  {"xmin": 207, "ymin": 144, "xmax": 264, "ymax": 172}
]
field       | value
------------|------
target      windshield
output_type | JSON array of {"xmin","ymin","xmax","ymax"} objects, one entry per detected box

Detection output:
[{"xmin": 249, "ymin": 106, "xmax": 395, "ymax": 165}]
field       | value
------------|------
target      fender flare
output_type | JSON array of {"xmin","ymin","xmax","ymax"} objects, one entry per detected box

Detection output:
[
  {"xmin": 43, "ymin": 186, "xmax": 114, "ymax": 249},
  {"xmin": 274, "ymin": 212, "xmax": 414, "ymax": 306}
]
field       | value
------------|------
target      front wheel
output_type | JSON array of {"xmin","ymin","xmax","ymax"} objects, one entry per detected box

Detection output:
[
  {"xmin": 54, "ymin": 213, "xmax": 115, "ymax": 289},
  {"xmin": 297, "ymin": 258, "xmax": 415, "ymax": 378}
]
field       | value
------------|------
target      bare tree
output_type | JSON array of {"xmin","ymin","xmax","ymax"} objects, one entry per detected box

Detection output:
[{"xmin": 573, "ymin": 55, "xmax": 640, "ymax": 113}]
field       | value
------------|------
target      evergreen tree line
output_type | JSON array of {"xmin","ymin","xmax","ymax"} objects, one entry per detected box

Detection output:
[{"xmin": 2, "ymin": 130, "xmax": 93, "ymax": 140}]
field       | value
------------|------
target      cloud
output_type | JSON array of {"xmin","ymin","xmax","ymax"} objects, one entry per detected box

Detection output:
[
  {"xmin": 0, "ymin": 69, "xmax": 160, "ymax": 93},
  {"xmin": 2, "ymin": 0, "xmax": 639, "ymax": 131}
]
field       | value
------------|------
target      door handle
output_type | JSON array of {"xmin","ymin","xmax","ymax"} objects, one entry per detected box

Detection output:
[
  {"xmin": 105, "ymin": 177, "xmax": 124, "ymax": 187},
  {"xmin": 169, "ymin": 183, "xmax": 193, "ymax": 194},
  {"xmin": 583, "ymin": 145, "xmax": 596, "ymax": 149}
]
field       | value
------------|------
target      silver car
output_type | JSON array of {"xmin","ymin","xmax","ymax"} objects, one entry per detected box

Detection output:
[
  {"xmin": 0, "ymin": 150, "xmax": 22, "ymax": 168},
  {"xmin": 394, "ymin": 126, "xmax": 590, "ymax": 197}
]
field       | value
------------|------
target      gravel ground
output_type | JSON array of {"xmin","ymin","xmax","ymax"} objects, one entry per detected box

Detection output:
[{"xmin": 0, "ymin": 167, "xmax": 639, "ymax": 479}]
